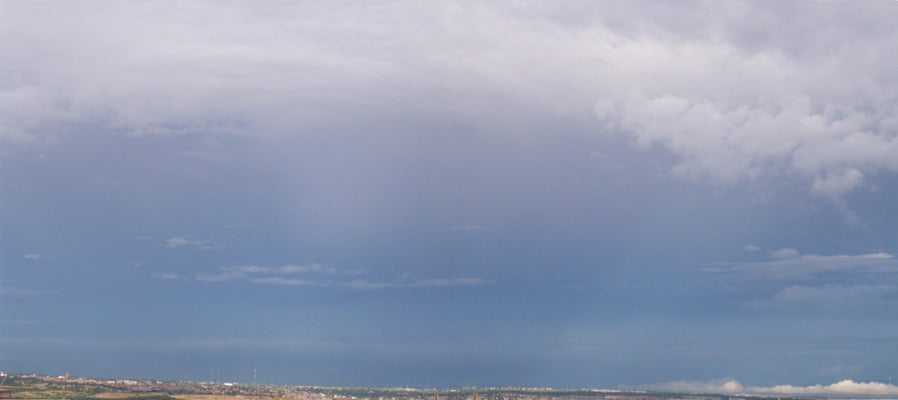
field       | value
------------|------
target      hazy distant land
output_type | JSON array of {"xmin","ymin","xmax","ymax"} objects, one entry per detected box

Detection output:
[{"xmin": 0, "ymin": 372, "xmax": 829, "ymax": 400}]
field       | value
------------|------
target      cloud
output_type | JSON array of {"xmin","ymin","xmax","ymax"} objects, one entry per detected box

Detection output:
[
  {"xmin": 645, "ymin": 379, "xmax": 898, "ymax": 396},
  {"xmin": 742, "ymin": 244, "xmax": 760, "ymax": 252},
  {"xmin": 163, "ymin": 235, "xmax": 202, "ymax": 248},
  {"xmin": 276, "ymin": 264, "xmax": 339, "ymax": 274},
  {"xmin": 741, "ymin": 284, "xmax": 898, "ymax": 312},
  {"xmin": 733, "ymin": 251, "xmax": 898, "ymax": 280},
  {"xmin": 706, "ymin": 250, "xmax": 898, "ymax": 311},
  {"xmin": 23, "ymin": 253, "xmax": 48, "ymax": 260},
  {"xmin": 250, "ymin": 277, "xmax": 320, "ymax": 287},
  {"xmin": 446, "ymin": 224, "xmax": 487, "ymax": 231},
  {"xmin": 812, "ymin": 168, "xmax": 865, "ymax": 198},
  {"xmin": 163, "ymin": 235, "xmax": 221, "ymax": 250},
  {"xmin": 195, "ymin": 264, "xmax": 337, "ymax": 282},
  {"xmin": 0, "ymin": 285, "xmax": 53, "ymax": 296},
  {"xmin": 820, "ymin": 365, "xmax": 861, "ymax": 377},
  {"xmin": 341, "ymin": 277, "xmax": 491, "ymax": 289},
  {"xmin": 191, "ymin": 264, "xmax": 489, "ymax": 289},
  {"xmin": 772, "ymin": 284, "xmax": 896, "ymax": 303},
  {"xmin": 3, "ymin": 2, "xmax": 898, "ymax": 197},
  {"xmin": 770, "ymin": 247, "xmax": 800, "ymax": 259}
]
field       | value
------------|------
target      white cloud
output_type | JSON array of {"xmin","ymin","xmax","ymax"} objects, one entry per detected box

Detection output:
[
  {"xmin": 163, "ymin": 235, "xmax": 202, "ymax": 248},
  {"xmin": 0, "ymin": 285, "xmax": 53, "ymax": 296},
  {"xmin": 742, "ymin": 244, "xmax": 760, "ymax": 252},
  {"xmin": 734, "ymin": 251, "xmax": 898, "ymax": 280},
  {"xmin": 341, "ymin": 277, "xmax": 490, "ymax": 289},
  {"xmin": 772, "ymin": 284, "xmax": 895, "ymax": 303},
  {"xmin": 812, "ymin": 168, "xmax": 864, "ymax": 198},
  {"xmin": 250, "ymin": 277, "xmax": 320, "ymax": 287},
  {"xmin": 163, "ymin": 235, "xmax": 221, "ymax": 250},
  {"xmin": 23, "ymin": 253, "xmax": 47, "ymax": 260},
  {"xmin": 3, "ymin": 2, "xmax": 898, "ymax": 197},
  {"xmin": 447, "ymin": 224, "xmax": 487, "ymax": 231},
  {"xmin": 710, "ymin": 251, "xmax": 898, "ymax": 309},
  {"xmin": 646, "ymin": 379, "xmax": 898, "ymax": 396},
  {"xmin": 277, "ymin": 264, "xmax": 338, "ymax": 274},
  {"xmin": 190, "ymin": 264, "xmax": 489, "ymax": 289},
  {"xmin": 755, "ymin": 380, "xmax": 898, "ymax": 396},
  {"xmin": 742, "ymin": 284, "xmax": 898, "ymax": 310},
  {"xmin": 770, "ymin": 247, "xmax": 800, "ymax": 259}
]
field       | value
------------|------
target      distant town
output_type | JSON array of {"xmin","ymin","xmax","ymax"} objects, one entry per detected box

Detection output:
[{"xmin": 0, "ymin": 372, "xmax": 810, "ymax": 400}]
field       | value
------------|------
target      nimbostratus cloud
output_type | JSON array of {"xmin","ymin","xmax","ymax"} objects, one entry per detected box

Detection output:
[{"xmin": 2, "ymin": 2, "xmax": 898, "ymax": 195}]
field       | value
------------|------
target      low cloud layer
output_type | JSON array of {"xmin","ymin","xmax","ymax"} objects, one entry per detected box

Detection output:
[{"xmin": 646, "ymin": 379, "xmax": 898, "ymax": 396}]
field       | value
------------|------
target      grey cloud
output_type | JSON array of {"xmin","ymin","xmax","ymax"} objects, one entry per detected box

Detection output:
[{"xmin": 3, "ymin": 2, "xmax": 898, "ymax": 198}]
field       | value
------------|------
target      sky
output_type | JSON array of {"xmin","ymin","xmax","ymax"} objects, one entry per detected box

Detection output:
[{"xmin": 3, "ymin": 0, "xmax": 898, "ymax": 394}]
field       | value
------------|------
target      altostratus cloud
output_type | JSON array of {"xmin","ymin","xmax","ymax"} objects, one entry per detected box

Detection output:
[{"xmin": 645, "ymin": 379, "xmax": 898, "ymax": 396}]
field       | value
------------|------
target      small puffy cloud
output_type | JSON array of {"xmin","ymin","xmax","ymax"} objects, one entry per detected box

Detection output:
[
  {"xmin": 23, "ymin": 253, "xmax": 47, "ymax": 260},
  {"xmin": 742, "ymin": 244, "xmax": 760, "ymax": 252},
  {"xmin": 153, "ymin": 273, "xmax": 181, "ymax": 280},
  {"xmin": 770, "ymin": 247, "xmax": 800, "ymax": 259},
  {"xmin": 164, "ymin": 236, "xmax": 202, "ymax": 248},
  {"xmin": 163, "ymin": 235, "xmax": 221, "ymax": 250}
]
